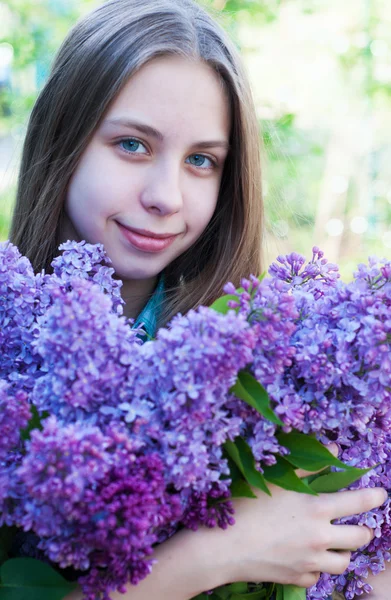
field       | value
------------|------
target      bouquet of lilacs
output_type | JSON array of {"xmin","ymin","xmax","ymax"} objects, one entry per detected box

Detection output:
[{"xmin": 0, "ymin": 240, "xmax": 389, "ymax": 600}]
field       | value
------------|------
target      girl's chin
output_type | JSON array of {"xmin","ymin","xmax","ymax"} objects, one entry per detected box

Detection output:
[{"xmin": 112, "ymin": 266, "xmax": 162, "ymax": 284}]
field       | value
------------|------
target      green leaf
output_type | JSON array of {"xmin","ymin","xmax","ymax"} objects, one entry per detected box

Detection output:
[
  {"xmin": 20, "ymin": 406, "xmax": 47, "ymax": 441},
  {"xmin": 231, "ymin": 372, "xmax": 283, "ymax": 426},
  {"xmin": 210, "ymin": 294, "xmax": 239, "ymax": 314},
  {"xmin": 207, "ymin": 587, "xmax": 231, "ymax": 600},
  {"xmin": 0, "ymin": 528, "xmax": 17, "ymax": 565},
  {"xmin": 282, "ymin": 584, "xmax": 306, "ymax": 600},
  {"xmin": 226, "ymin": 583, "xmax": 248, "ymax": 593},
  {"xmin": 230, "ymin": 593, "xmax": 266, "ymax": 599},
  {"xmin": 263, "ymin": 457, "xmax": 317, "ymax": 495},
  {"xmin": 277, "ymin": 432, "xmax": 350, "ymax": 471},
  {"xmin": 310, "ymin": 466, "xmax": 373, "ymax": 493},
  {"xmin": 275, "ymin": 584, "xmax": 284, "ymax": 600},
  {"xmin": 0, "ymin": 558, "xmax": 76, "ymax": 600},
  {"xmin": 224, "ymin": 438, "xmax": 271, "ymax": 496},
  {"xmin": 230, "ymin": 479, "xmax": 257, "ymax": 499},
  {"xmin": 265, "ymin": 584, "xmax": 276, "ymax": 600},
  {"xmin": 231, "ymin": 591, "xmax": 267, "ymax": 599}
]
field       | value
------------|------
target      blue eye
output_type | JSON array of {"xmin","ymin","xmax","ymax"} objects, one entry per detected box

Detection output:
[
  {"xmin": 119, "ymin": 138, "xmax": 148, "ymax": 154},
  {"xmin": 187, "ymin": 154, "xmax": 215, "ymax": 169}
]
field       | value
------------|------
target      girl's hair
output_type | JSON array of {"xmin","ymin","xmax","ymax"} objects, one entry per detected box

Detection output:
[{"xmin": 10, "ymin": 0, "xmax": 263, "ymax": 325}]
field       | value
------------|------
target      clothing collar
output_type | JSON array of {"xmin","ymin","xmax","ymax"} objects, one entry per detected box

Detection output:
[{"xmin": 132, "ymin": 275, "xmax": 165, "ymax": 340}]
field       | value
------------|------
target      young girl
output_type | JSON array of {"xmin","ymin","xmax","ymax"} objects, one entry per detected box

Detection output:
[{"xmin": 9, "ymin": 0, "xmax": 388, "ymax": 598}]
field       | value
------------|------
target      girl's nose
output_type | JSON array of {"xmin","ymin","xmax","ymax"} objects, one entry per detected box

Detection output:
[{"xmin": 140, "ymin": 163, "xmax": 183, "ymax": 216}]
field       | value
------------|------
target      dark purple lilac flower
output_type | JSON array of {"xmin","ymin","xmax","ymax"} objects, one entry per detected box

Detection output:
[
  {"xmin": 15, "ymin": 417, "xmax": 182, "ymax": 599},
  {"xmin": 182, "ymin": 482, "xmax": 235, "ymax": 530}
]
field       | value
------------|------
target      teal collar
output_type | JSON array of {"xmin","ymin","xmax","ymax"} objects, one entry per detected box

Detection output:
[{"xmin": 133, "ymin": 276, "xmax": 165, "ymax": 340}]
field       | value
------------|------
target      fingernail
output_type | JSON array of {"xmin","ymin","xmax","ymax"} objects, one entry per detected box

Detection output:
[{"xmin": 326, "ymin": 443, "xmax": 339, "ymax": 457}]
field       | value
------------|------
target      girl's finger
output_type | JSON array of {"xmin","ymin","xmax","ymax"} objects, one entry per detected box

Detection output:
[
  {"xmin": 327, "ymin": 524, "xmax": 374, "ymax": 550},
  {"xmin": 320, "ymin": 550, "xmax": 352, "ymax": 575},
  {"xmin": 295, "ymin": 572, "xmax": 321, "ymax": 589},
  {"xmin": 295, "ymin": 443, "xmax": 339, "ymax": 479},
  {"xmin": 325, "ymin": 487, "xmax": 387, "ymax": 520}
]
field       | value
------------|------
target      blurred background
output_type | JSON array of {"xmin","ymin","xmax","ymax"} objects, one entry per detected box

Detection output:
[{"xmin": 1, "ymin": 0, "xmax": 391, "ymax": 279}]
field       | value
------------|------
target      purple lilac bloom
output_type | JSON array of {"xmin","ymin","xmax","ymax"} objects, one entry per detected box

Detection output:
[
  {"xmin": 182, "ymin": 481, "xmax": 235, "ymax": 530},
  {"xmin": 269, "ymin": 246, "xmax": 340, "ymax": 295},
  {"xmin": 0, "ymin": 449, "xmax": 26, "ymax": 528},
  {"xmin": 0, "ymin": 242, "xmax": 42, "ymax": 390},
  {"xmin": 122, "ymin": 307, "xmax": 256, "ymax": 499},
  {"xmin": 224, "ymin": 275, "xmax": 303, "ymax": 431},
  {"xmin": 0, "ymin": 379, "xmax": 30, "ymax": 461},
  {"xmin": 302, "ymin": 257, "xmax": 391, "ymax": 599},
  {"xmin": 31, "ymin": 278, "xmax": 142, "ymax": 424},
  {"xmin": 15, "ymin": 417, "xmax": 182, "ymax": 600},
  {"xmin": 48, "ymin": 240, "xmax": 124, "ymax": 315},
  {"xmin": 0, "ymin": 379, "xmax": 30, "ymax": 527}
]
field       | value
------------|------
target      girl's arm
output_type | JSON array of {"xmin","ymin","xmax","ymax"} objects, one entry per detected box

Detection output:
[
  {"xmin": 63, "ymin": 527, "xmax": 227, "ymax": 600},
  {"xmin": 62, "ymin": 484, "xmax": 387, "ymax": 600}
]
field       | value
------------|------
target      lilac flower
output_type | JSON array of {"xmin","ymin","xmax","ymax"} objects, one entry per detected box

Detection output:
[
  {"xmin": 49, "ymin": 240, "xmax": 124, "ymax": 315},
  {"xmin": 307, "ymin": 572, "xmax": 335, "ymax": 599},
  {"xmin": 224, "ymin": 276, "xmax": 298, "ymax": 386},
  {"xmin": 0, "ymin": 242, "xmax": 42, "ymax": 389},
  {"xmin": 269, "ymin": 246, "xmax": 340, "ymax": 296},
  {"xmin": 31, "ymin": 278, "xmax": 142, "ymax": 424},
  {"xmin": 182, "ymin": 482, "xmax": 235, "ymax": 530},
  {"xmin": 0, "ymin": 380, "xmax": 30, "ymax": 460},
  {"xmin": 15, "ymin": 417, "xmax": 182, "ymax": 599},
  {"xmin": 123, "ymin": 307, "xmax": 256, "ymax": 495}
]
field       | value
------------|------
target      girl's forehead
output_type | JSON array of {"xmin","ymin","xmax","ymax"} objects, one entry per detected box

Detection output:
[{"xmin": 104, "ymin": 55, "xmax": 231, "ymax": 139}]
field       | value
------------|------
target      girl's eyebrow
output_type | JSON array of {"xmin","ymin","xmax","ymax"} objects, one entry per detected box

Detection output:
[{"xmin": 103, "ymin": 117, "xmax": 231, "ymax": 151}]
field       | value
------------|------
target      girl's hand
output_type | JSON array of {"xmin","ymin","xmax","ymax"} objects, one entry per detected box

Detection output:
[{"xmin": 207, "ymin": 465, "xmax": 387, "ymax": 589}]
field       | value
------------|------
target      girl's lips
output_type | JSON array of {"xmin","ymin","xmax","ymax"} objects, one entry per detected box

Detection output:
[{"xmin": 117, "ymin": 223, "xmax": 178, "ymax": 253}]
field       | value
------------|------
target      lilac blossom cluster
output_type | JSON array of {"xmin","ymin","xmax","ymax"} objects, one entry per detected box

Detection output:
[
  {"xmin": 16, "ymin": 417, "xmax": 182, "ymax": 600},
  {"xmin": 48, "ymin": 240, "xmax": 124, "ymax": 315},
  {"xmin": 0, "ymin": 240, "xmax": 124, "ymax": 394},
  {"xmin": 0, "ymin": 242, "xmax": 42, "ymax": 391},
  {"xmin": 31, "ymin": 277, "xmax": 142, "ymax": 424}
]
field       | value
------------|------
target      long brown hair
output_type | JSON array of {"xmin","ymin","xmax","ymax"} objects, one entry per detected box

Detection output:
[{"xmin": 10, "ymin": 0, "xmax": 263, "ymax": 325}]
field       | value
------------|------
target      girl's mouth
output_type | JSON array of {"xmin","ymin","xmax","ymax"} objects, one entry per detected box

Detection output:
[{"xmin": 117, "ymin": 222, "xmax": 179, "ymax": 253}]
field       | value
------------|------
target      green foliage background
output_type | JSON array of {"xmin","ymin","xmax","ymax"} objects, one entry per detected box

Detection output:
[{"xmin": 1, "ymin": 0, "xmax": 391, "ymax": 277}]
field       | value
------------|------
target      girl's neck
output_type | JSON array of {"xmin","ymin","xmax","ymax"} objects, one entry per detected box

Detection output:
[{"xmin": 118, "ymin": 276, "xmax": 158, "ymax": 320}]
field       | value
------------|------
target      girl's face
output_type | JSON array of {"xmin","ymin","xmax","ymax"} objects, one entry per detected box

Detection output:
[{"xmin": 62, "ymin": 55, "xmax": 231, "ymax": 290}]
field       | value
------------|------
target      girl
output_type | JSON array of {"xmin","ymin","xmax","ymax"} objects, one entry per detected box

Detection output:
[{"xmin": 9, "ymin": 0, "xmax": 388, "ymax": 598}]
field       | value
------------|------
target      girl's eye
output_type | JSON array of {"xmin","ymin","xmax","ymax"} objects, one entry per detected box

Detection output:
[
  {"xmin": 186, "ymin": 154, "xmax": 216, "ymax": 169},
  {"xmin": 119, "ymin": 138, "xmax": 148, "ymax": 154},
  {"xmin": 118, "ymin": 141, "xmax": 216, "ymax": 170}
]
